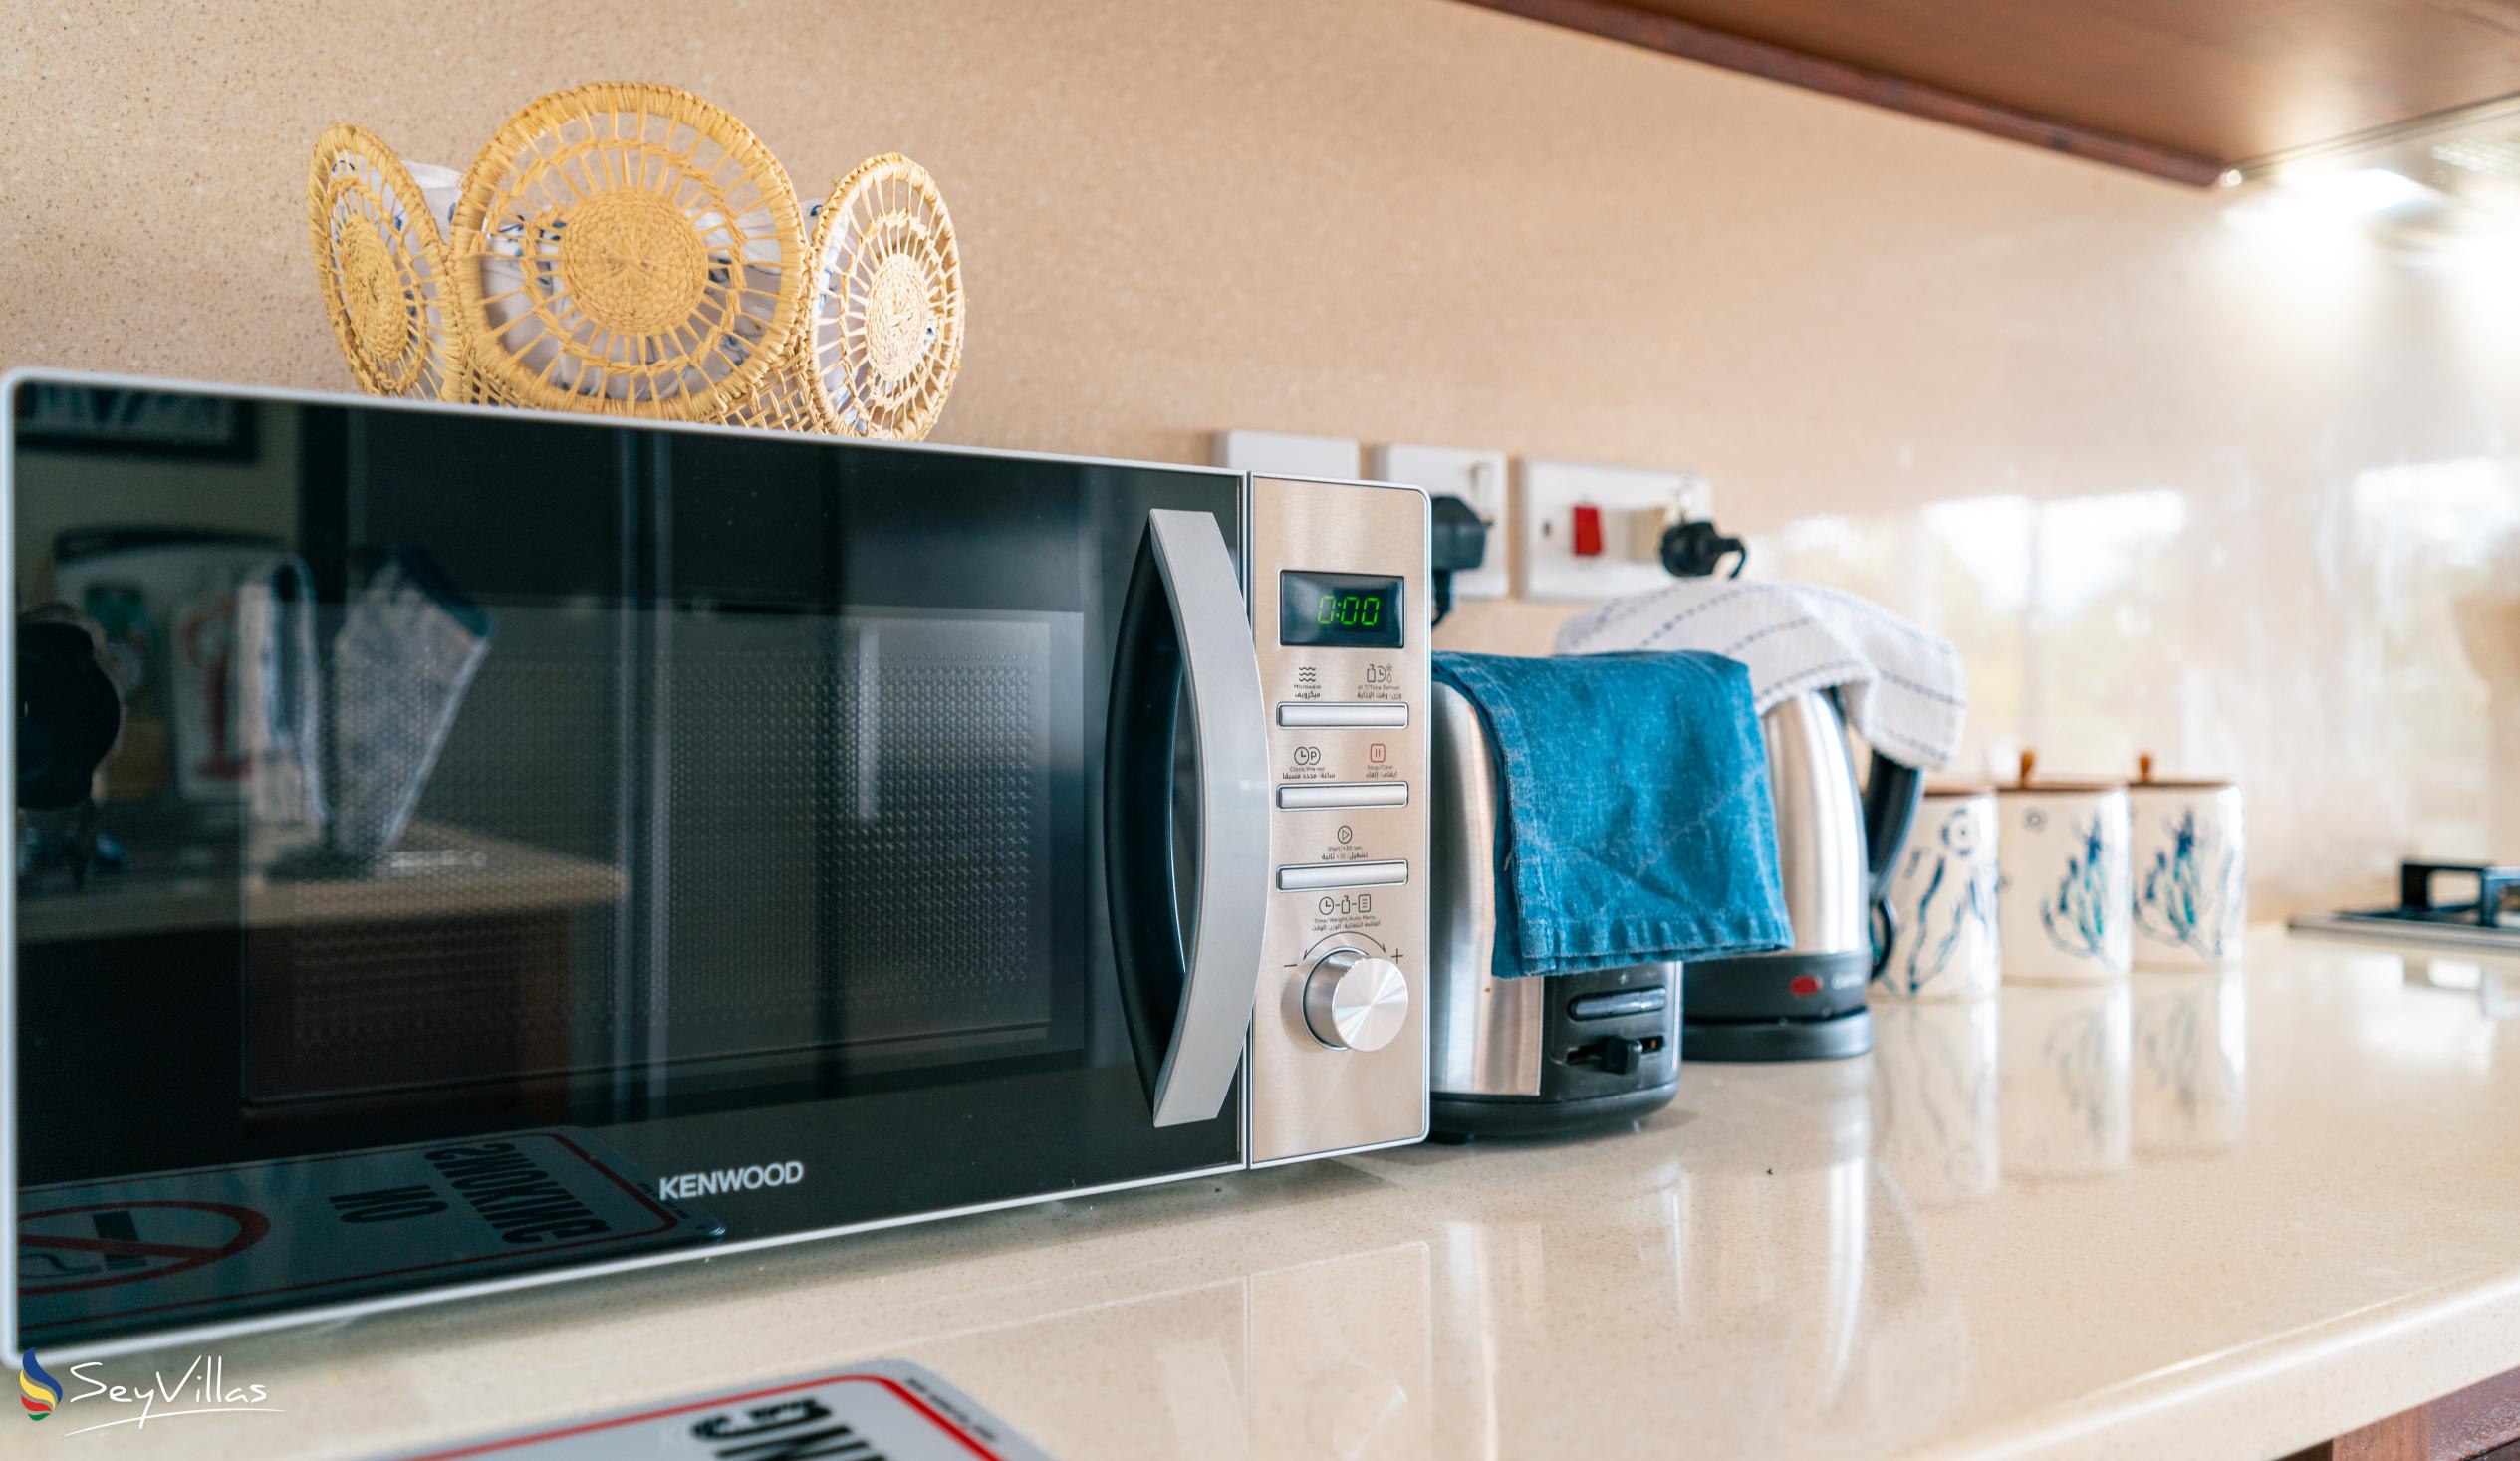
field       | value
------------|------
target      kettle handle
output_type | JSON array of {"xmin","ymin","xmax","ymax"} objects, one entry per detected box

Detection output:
[
  {"xmin": 1860, "ymin": 751, "xmax": 1924, "ymax": 974},
  {"xmin": 1870, "ymin": 900, "xmax": 1898, "ymax": 979}
]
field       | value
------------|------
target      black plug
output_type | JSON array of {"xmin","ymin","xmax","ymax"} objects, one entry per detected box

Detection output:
[
  {"xmin": 1657, "ymin": 518, "xmax": 1748, "ymax": 580},
  {"xmin": 1428, "ymin": 493, "xmax": 1488, "ymax": 625}
]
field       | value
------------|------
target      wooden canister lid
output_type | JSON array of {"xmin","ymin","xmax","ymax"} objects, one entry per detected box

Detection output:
[
  {"xmin": 1999, "ymin": 748, "xmax": 2125, "ymax": 794},
  {"xmin": 2131, "ymin": 750, "xmax": 2237, "ymax": 791}
]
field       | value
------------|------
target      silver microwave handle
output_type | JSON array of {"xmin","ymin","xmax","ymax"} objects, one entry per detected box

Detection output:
[{"xmin": 1107, "ymin": 509, "xmax": 1270, "ymax": 1128}]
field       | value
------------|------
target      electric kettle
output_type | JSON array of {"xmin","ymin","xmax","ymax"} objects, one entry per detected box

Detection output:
[{"xmin": 1682, "ymin": 688, "xmax": 1922, "ymax": 1061}]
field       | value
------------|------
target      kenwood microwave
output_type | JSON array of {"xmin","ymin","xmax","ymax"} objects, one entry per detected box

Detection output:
[{"xmin": 1, "ymin": 371, "xmax": 1429, "ymax": 1358}]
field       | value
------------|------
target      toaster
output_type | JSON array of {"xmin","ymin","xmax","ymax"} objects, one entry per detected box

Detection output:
[{"xmin": 1425, "ymin": 682, "xmax": 1682, "ymax": 1139}]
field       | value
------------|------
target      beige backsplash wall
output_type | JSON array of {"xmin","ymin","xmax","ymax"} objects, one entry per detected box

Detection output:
[{"xmin": 3, "ymin": 0, "xmax": 2515, "ymax": 915}]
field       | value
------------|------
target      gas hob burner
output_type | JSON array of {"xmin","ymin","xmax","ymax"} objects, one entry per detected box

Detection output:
[{"xmin": 2288, "ymin": 861, "xmax": 2520, "ymax": 954}]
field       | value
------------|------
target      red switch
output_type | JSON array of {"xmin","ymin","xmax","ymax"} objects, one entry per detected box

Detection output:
[{"xmin": 1571, "ymin": 504, "xmax": 1604, "ymax": 557}]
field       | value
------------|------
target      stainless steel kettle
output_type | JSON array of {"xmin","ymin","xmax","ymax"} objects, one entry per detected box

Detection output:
[{"xmin": 1682, "ymin": 689, "xmax": 1922, "ymax": 1061}]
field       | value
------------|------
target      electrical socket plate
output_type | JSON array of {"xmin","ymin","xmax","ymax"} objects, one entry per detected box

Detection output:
[
  {"xmin": 1368, "ymin": 443, "xmax": 1508, "ymax": 601},
  {"xmin": 1213, "ymin": 430, "xmax": 1362, "ymax": 479},
  {"xmin": 1520, "ymin": 458, "xmax": 1712, "ymax": 602}
]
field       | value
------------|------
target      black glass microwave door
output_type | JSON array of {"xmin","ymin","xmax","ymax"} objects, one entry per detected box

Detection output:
[{"xmin": 10, "ymin": 383, "xmax": 1241, "ymax": 1351}]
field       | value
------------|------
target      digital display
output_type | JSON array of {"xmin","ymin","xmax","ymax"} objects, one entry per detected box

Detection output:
[{"xmin": 1280, "ymin": 571, "xmax": 1405, "ymax": 649}]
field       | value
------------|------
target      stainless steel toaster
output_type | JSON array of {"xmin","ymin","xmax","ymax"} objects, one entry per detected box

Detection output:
[{"xmin": 1424, "ymin": 682, "xmax": 1682, "ymax": 1139}]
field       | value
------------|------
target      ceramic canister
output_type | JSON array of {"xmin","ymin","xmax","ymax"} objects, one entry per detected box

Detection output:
[
  {"xmin": 2127, "ymin": 777, "xmax": 2246, "ymax": 968},
  {"xmin": 1876, "ymin": 786, "xmax": 2000, "ymax": 1000},
  {"xmin": 1996, "ymin": 779, "xmax": 2132, "ymax": 983}
]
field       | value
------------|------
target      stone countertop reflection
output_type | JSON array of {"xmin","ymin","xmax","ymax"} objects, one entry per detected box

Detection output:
[
  {"xmin": 42, "ymin": 929, "xmax": 2520, "ymax": 1461},
  {"xmin": 12, "ymin": 820, "xmax": 627, "ymax": 942}
]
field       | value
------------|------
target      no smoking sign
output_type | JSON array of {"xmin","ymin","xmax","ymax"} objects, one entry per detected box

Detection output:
[
  {"xmin": 13, "ymin": 1129, "xmax": 718, "ymax": 1348},
  {"xmin": 18, "ymin": 1200, "xmax": 271, "ymax": 1294}
]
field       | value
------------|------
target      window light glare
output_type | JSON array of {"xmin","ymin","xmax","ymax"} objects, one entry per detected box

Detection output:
[{"xmin": 2297, "ymin": 167, "xmax": 2425, "ymax": 216}]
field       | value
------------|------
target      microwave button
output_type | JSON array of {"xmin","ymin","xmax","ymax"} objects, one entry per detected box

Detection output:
[
  {"xmin": 1276, "ymin": 782, "xmax": 1409, "ymax": 811},
  {"xmin": 1276, "ymin": 859, "xmax": 1410, "ymax": 891},
  {"xmin": 1276, "ymin": 702, "xmax": 1409, "ymax": 729}
]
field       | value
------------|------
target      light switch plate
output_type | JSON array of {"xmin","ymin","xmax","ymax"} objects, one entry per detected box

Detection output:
[
  {"xmin": 1368, "ymin": 443, "xmax": 1508, "ymax": 600},
  {"xmin": 1520, "ymin": 459, "xmax": 1711, "ymax": 602},
  {"xmin": 1214, "ymin": 430, "xmax": 1361, "ymax": 479}
]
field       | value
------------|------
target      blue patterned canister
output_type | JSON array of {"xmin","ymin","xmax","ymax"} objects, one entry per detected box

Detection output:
[
  {"xmin": 1996, "ymin": 779, "xmax": 2133, "ymax": 983},
  {"xmin": 2128, "ymin": 779, "xmax": 2246, "ymax": 968},
  {"xmin": 1877, "ymin": 786, "xmax": 2001, "ymax": 1000}
]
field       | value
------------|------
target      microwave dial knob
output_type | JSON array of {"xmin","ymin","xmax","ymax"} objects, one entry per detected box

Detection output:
[{"xmin": 1303, "ymin": 949, "xmax": 1408, "ymax": 1052}]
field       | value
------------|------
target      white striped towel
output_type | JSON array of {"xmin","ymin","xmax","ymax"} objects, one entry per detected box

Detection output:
[{"xmin": 1554, "ymin": 580, "xmax": 1966, "ymax": 771}]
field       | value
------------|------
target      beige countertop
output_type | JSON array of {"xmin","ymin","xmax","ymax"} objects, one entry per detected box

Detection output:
[{"xmin": 26, "ymin": 927, "xmax": 2520, "ymax": 1460}]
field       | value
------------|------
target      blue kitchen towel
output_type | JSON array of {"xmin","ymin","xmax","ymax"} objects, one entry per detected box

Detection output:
[{"xmin": 1433, "ymin": 650, "xmax": 1791, "ymax": 979}]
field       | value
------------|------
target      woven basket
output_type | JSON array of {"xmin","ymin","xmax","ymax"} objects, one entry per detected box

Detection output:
[
  {"xmin": 307, "ymin": 83, "xmax": 965, "ymax": 440},
  {"xmin": 803, "ymin": 153, "xmax": 965, "ymax": 440},
  {"xmin": 308, "ymin": 124, "xmax": 465, "ymax": 402}
]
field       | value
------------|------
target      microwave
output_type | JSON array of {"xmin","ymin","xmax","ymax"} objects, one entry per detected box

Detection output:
[{"xmin": 2, "ymin": 371, "xmax": 1429, "ymax": 1358}]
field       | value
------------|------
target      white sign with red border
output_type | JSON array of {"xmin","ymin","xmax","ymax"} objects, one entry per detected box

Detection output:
[{"xmin": 378, "ymin": 1358, "xmax": 1058, "ymax": 1460}]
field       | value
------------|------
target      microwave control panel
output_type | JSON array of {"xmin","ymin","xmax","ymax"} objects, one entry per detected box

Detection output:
[{"xmin": 1246, "ymin": 475, "xmax": 1431, "ymax": 1165}]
